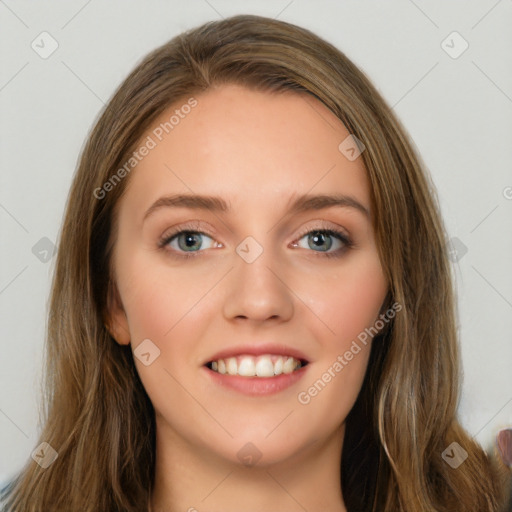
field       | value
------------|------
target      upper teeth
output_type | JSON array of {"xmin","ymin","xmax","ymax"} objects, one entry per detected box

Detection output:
[{"xmin": 210, "ymin": 355, "xmax": 303, "ymax": 377}]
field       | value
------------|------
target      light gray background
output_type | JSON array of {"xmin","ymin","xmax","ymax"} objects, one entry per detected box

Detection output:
[{"xmin": 1, "ymin": 0, "xmax": 511, "ymax": 486}]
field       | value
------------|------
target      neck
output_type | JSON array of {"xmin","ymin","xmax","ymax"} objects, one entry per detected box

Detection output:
[{"xmin": 150, "ymin": 421, "xmax": 347, "ymax": 512}]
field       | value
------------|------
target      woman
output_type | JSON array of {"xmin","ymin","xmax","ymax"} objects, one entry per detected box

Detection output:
[{"xmin": 1, "ymin": 14, "xmax": 509, "ymax": 512}]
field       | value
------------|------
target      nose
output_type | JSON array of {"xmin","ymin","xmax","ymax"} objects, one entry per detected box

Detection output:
[{"xmin": 222, "ymin": 241, "xmax": 294, "ymax": 324}]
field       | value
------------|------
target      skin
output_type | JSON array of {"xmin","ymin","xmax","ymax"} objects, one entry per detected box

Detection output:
[{"xmin": 108, "ymin": 83, "xmax": 388, "ymax": 512}]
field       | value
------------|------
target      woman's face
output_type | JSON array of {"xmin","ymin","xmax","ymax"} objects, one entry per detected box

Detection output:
[{"xmin": 108, "ymin": 83, "xmax": 388, "ymax": 467}]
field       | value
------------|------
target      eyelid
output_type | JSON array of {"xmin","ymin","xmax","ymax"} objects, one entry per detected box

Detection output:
[
  {"xmin": 158, "ymin": 220, "xmax": 218, "ymax": 244},
  {"xmin": 292, "ymin": 220, "xmax": 351, "ymax": 243},
  {"xmin": 158, "ymin": 219, "xmax": 353, "ymax": 257}
]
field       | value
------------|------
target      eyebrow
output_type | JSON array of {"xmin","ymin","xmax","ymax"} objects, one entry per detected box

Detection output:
[{"xmin": 143, "ymin": 192, "xmax": 370, "ymax": 221}]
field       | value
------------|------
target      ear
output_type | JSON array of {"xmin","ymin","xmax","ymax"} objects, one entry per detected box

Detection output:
[
  {"xmin": 375, "ymin": 290, "xmax": 394, "ymax": 336},
  {"xmin": 378, "ymin": 290, "xmax": 394, "ymax": 316},
  {"xmin": 104, "ymin": 279, "xmax": 131, "ymax": 345}
]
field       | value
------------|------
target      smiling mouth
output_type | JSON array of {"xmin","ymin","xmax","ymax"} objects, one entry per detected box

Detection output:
[{"xmin": 205, "ymin": 354, "xmax": 309, "ymax": 378}]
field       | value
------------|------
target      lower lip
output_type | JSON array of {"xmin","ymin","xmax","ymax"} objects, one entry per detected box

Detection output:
[{"xmin": 202, "ymin": 365, "xmax": 309, "ymax": 396}]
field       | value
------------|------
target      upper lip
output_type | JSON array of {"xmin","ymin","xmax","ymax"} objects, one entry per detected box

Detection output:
[{"xmin": 204, "ymin": 343, "xmax": 311, "ymax": 365}]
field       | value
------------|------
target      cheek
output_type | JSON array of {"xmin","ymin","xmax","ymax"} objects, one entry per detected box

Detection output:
[
  {"xmin": 301, "ymin": 254, "xmax": 388, "ymax": 346},
  {"xmin": 117, "ymin": 251, "xmax": 213, "ymax": 341},
  {"xmin": 296, "ymin": 344, "xmax": 371, "ymax": 426},
  {"xmin": 121, "ymin": 282, "xmax": 171, "ymax": 342},
  {"xmin": 294, "ymin": 262, "xmax": 385, "ymax": 431}
]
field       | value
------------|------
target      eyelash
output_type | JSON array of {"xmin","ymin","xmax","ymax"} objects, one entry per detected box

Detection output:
[{"xmin": 157, "ymin": 222, "xmax": 353, "ymax": 260}]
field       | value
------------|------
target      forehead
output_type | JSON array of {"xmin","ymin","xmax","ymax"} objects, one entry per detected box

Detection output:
[{"xmin": 120, "ymin": 83, "xmax": 371, "ymax": 218}]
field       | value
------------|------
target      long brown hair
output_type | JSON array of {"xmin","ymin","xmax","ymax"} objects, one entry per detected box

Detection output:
[{"xmin": 1, "ymin": 14, "xmax": 508, "ymax": 512}]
